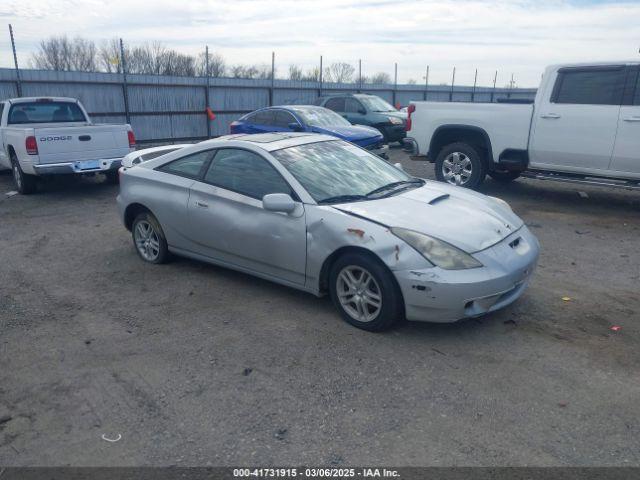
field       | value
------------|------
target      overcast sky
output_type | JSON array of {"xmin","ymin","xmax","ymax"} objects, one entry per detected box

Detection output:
[{"xmin": 1, "ymin": 0, "xmax": 639, "ymax": 87}]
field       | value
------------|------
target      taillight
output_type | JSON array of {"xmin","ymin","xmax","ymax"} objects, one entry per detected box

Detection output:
[
  {"xmin": 25, "ymin": 136, "xmax": 38, "ymax": 155},
  {"xmin": 127, "ymin": 130, "xmax": 136, "ymax": 148},
  {"xmin": 406, "ymin": 104, "xmax": 416, "ymax": 131}
]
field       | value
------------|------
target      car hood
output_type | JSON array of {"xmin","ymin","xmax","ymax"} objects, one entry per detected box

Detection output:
[
  {"xmin": 333, "ymin": 182, "xmax": 524, "ymax": 253},
  {"xmin": 310, "ymin": 124, "xmax": 382, "ymax": 143}
]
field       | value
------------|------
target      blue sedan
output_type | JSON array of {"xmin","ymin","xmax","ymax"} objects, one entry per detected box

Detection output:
[{"xmin": 230, "ymin": 106, "xmax": 388, "ymax": 158}]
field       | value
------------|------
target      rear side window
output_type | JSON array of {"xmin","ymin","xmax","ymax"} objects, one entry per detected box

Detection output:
[
  {"xmin": 634, "ymin": 71, "xmax": 640, "ymax": 106},
  {"xmin": 8, "ymin": 101, "xmax": 87, "ymax": 124},
  {"xmin": 553, "ymin": 68, "xmax": 626, "ymax": 105},
  {"xmin": 324, "ymin": 97, "xmax": 345, "ymax": 112},
  {"xmin": 204, "ymin": 149, "xmax": 291, "ymax": 200},
  {"xmin": 157, "ymin": 150, "xmax": 212, "ymax": 179}
]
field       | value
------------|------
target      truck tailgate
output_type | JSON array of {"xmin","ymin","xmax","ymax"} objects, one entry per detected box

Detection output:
[{"xmin": 34, "ymin": 125, "xmax": 131, "ymax": 164}]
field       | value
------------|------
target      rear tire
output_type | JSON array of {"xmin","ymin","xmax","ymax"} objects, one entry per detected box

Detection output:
[
  {"xmin": 489, "ymin": 170, "xmax": 521, "ymax": 183},
  {"xmin": 10, "ymin": 153, "xmax": 37, "ymax": 195},
  {"xmin": 435, "ymin": 142, "xmax": 486, "ymax": 190},
  {"xmin": 132, "ymin": 212, "xmax": 169, "ymax": 264},
  {"xmin": 104, "ymin": 170, "xmax": 119, "ymax": 184},
  {"xmin": 329, "ymin": 252, "xmax": 403, "ymax": 332}
]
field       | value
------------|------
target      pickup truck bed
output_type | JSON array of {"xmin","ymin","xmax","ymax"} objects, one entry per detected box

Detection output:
[{"xmin": 0, "ymin": 96, "xmax": 135, "ymax": 194}]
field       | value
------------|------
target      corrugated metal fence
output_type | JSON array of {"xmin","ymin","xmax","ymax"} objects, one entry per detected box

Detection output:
[{"xmin": 0, "ymin": 68, "xmax": 537, "ymax": 144}]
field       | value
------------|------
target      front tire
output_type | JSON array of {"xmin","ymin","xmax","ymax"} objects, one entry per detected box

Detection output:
[
  {"xmin": 435, "ymin": 142, "xmax": 486, "ymax": 189},
  {"xmin": 329, "ymin": 253, "xmax": 403, "ymax": 332},
  {"xmin": 132, "ymin": 212, "xmax": 169, "ymax": 264},
  {"xmin": 10, "ymin": 154, "xmax": 37, "ymax": 195},
  {"xmin": 489, "ymin": 170, "xmax": 520, "ymax": 183}
]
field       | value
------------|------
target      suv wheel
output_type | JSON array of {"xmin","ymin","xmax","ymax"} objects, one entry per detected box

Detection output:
[{"xmin": 435, "ymin": 142, "xmax": 486, "ymax": 189}]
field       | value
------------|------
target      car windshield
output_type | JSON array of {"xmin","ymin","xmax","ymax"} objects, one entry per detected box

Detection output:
[
  {"xmin": 8, "ymin": 101, "xmax": 86, "ymax": 124},
  {"xmin": 358, "ymin": 96, "xmax": 397, "ymax": 113},
  {"xmin": 290, "ymin": 107, "xmax": 351, "ymax": 128},
  {"xmin": 272, "ymin": 140, "xmax": 419, "ymax": 203}
]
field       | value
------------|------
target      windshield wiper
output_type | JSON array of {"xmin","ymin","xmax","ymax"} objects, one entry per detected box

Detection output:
[
  {"xmin": 365, "ymin": 178, "xmax": 424, "ymax": 198},
  {"xmin": 318, "ymin": 194, "xmax": 368, "ymax": 204}
]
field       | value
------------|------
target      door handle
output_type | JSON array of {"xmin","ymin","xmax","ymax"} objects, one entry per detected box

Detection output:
[
  {"xmin": 79, "ymin": 135, "xmax": 91, "ymax": 141},
  {"xmin": 541, "ymin": 113, "xmax": 561, "ymax": 119},
  {"xmin": 195, "ymin": 201, "xmax": 208, "ymax": 208},
  {"xmin": 623, "ymin": 116, "xmax": 640, "ymax": 122}
]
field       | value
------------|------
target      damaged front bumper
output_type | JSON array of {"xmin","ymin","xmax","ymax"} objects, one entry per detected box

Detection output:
[{"xmin": 394, "ymin": 227, "xmax": 539, "ymax": 323}]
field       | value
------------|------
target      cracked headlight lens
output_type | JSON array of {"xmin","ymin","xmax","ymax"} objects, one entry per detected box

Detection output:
[{"xmin": 391, "ymin": 227, "xmax": 483, "ymax": 270}]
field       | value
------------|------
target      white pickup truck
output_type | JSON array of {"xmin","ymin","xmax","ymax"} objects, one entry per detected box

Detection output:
[
  {"xmin": 0, "ymin": 97, "xmax": 135, "ymax": 194},
  {"xmin": 406, "ymin": 61, "xmax": 640, "ymax": 190}
]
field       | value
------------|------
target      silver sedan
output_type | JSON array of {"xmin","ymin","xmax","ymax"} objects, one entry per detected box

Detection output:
[{"xmin": 117, "ymin": 133, "xmax": 539, "ymax": 331}]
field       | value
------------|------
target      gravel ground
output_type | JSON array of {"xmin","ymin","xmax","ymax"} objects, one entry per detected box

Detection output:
[{"xmin": 0, "ymin": 147, "xmax": 639, "ymax": 467}]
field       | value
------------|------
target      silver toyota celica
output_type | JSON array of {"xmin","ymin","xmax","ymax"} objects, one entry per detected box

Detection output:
[{"xmin": 117, "ymin": 133, "xmax": 539, "ymax": 331}]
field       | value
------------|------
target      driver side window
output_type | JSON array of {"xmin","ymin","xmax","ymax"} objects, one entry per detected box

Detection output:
[
  {"xmin": 345, "ymin": 98, "xmax": 363, "ymax": 113},
  {"xmin": 204, "ymin": 149, "xmax": 293, "ymax": 200}
]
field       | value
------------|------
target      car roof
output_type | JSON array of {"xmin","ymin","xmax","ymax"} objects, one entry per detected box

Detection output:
[
  {"xmin": 202, "ymin": 132, "xmax": 337, "ymax": 152},
  {"xmin": 7, "ymin": 96, "xmax": 79, "ymax": 104},
  {"xmin": 319, "ymin": 93, "xmax": 376, "ymax": 99}
]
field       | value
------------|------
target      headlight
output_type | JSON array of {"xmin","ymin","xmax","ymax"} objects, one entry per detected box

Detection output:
[
  {"xmin": 391, "ymin": 227, "xmax": 483, "ymax": 270},
  {"xmin": 488, "ymin": 196, "xmax": 512, "ymax": 211},
  {"xmin": 387, "ymin": 116, "xmax": 403, "ymax": 125}
]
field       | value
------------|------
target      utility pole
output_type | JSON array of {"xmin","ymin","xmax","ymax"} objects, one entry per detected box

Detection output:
[
  {"xmin": 270, "ymin": 51, "xmax": 275, "ymax": 106},
  {"xmin": 449, "ymin": 67, "xmax": 456, "ymax": 102},
  {"xmin": 119, "ymin": 38, "xmax": 130, "ymax": 124},
  {"xmin": 424, "ymin": 65, "xmax": 429, "ymax": 101},
  {"xmin": 9, "ymin": 24, "xmax": 22, "ymax": 97},
  {"xmin": 205, "ymin": 45, "xmax": 211, "ymax": 138}
]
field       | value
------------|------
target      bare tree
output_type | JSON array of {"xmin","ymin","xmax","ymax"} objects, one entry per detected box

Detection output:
[
  {"xmin": 406, "ymin": 78, "xmax": 417, "ymax": 85},
  {"xmin": 98, "ymin": 39, "xmax": 122, "ymax": 73},
  {"xmin": 30, "ymin": 36, "xmax": 97, "ymax": 72},
  {"xmin": 289, "ymin": 64, "xmax": 303, "ymax": 81},
  {"xmin": 368, "ymin": 72, "xmax": 391, "ymax": 84},
  {"xmin": 324, "ymin": 62, "xmax": 355, "ymax": 83},
  {"xmin": 301, "ymin": 67, "xmax": 320, "ymax": 82},
  {"xmin": 197, "ymin": 51, "xmax": 226, "ymax": 77}
]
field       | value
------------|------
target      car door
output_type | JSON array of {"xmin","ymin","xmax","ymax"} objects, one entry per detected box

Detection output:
[
  {"xmin": 343, "ymin": 97, "xmax": 366, "ymax": 125},
  {"xmin": 610, "ymin": 66, "xmax": 640, "ymax": 175},
  {"xmin": 246, "ymin": 110, "xmax": 276, "ymax": 134},
  {"xmin": 187, "ymin": 148, "xmax": 307, "ymax": 285},
  {"xmin": 324, "ymin": 97, "xmax": 346, "ymax": 120},
  {"xmin": 529, "ymin": 66, "xmax": 626, "ymax": 172},
  {"xmin": 273, "ymin": 110, "xmax": 303, "ymax": 132}
]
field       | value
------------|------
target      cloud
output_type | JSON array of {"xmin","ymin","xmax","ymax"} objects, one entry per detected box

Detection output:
[{"xmin": 1, "ymin": 0, "xmax": 639, "ymax": 86}]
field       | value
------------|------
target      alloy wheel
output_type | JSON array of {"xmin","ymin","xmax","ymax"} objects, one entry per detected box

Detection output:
[
  {"xmin": 134, "ymin": 220, "xmax": 161, "ymax": 261},
  {"xmin": 442, "ymin": 152, "xmax": 472, "ymax": 186},
  {"xmin": 336, "ymin": 265, "xmax": 382, "ymax": 323}
]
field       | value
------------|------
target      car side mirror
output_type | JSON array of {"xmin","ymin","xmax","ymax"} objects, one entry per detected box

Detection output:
[
  {"xmin": 263, "ymin": 193, "xmax": 296, "ymax": 213},
  {"xmin": 358, "ymin": 108, "xmax": 366, "ymax": 115},
  {"xmin": 394, "ymin": 162, "xmax": 404, "ymax": 171},
  {"xmin": 288, "ymin": 122, "xmax": 304, "ymax": 132}
]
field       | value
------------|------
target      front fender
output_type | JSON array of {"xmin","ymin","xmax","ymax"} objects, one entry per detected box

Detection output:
[{"xmin": 305, "ymin": 205, "xmax": 431, "ymax": 294}]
